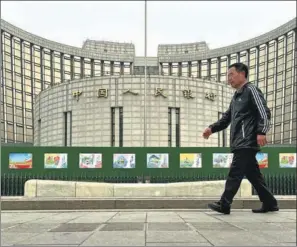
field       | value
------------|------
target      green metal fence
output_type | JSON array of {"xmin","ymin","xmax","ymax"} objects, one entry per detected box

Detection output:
[{"xmin": 1, "ymin": 146, "xmax": 296, "ymax": 196}]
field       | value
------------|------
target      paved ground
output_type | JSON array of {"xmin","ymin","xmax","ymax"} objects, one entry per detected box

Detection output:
[{"xmin": 1, "ymin": 209, "xmax": 296, "ymax": 246}]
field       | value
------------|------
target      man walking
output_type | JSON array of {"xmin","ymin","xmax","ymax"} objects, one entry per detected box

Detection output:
[{"xmin": 203, "ymin": 62, "xmax": 279, "ymax": 214}]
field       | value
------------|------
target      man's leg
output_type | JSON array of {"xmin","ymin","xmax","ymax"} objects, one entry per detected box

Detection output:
[
  {"xmin": 220, "ymin": 150, "xmax": 246, "ymax": 205},
  {"xmin": 245, "ymin": 151, "xmax": 278, "ymax": 213},
  {"xmin": 208, "ymin": 150, "xmax": 246, "ymax": 214}
]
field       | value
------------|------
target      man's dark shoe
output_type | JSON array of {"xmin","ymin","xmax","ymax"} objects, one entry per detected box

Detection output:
[
  {"xmin": 252, "ymin": 203, "xmax": 279, "ymax": 213},
  {"xmin": 208, "ymin": 202, "xmax": 230, "ymax": 214}
]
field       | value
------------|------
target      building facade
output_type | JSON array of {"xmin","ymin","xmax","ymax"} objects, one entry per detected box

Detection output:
[
  {"xmin": 34, "ymin": 76, "xmax": 233, "ymax": 147},
  {"xmin": 0, "ymin": 18, "xmax": 296, "ymax": 146}
]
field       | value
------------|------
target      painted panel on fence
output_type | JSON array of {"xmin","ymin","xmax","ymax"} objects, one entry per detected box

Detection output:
[
  {"xmin": 44, "ymin": 153, "xmax": 68, "ymax": 169},
  {"xmin": 147, "ymin": 153, "xmax": 169, "ymax": 168},
  {"xmin": 9, "ymin": 153, "xmax": 32, "ymax": 169},
  {"xmin": 256, "ymin": 152, "xmax": 268, "ymax": 168},
  {"xmin": 113, "ymin": 154, "xmax": 135, "ymax": 168},
  {"xmin": 180, "ymin": 153, "xmax": 202, "ymax": 168},
  {"xmin": 279, "ymin": 153, "xmax": 296, "ymax": 168},
  {"xmin": 213, "ymin": 153, "xmax": 233, "ymax": 168},
  {"xmin": 79, "ymin": 153, "xmax": 102, "ymax": 168}
]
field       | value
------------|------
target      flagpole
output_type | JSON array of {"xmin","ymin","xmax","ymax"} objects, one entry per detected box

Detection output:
[{"xmin": 144, "ymin": 0, "xmax": 147, "ymax": 147}]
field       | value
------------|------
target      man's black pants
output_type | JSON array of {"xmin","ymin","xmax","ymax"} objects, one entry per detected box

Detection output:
[{"xmin": 220, "ymin": 148, "xmax": 277, "ymax": 206}]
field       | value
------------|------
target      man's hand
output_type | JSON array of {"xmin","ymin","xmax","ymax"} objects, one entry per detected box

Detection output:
[
  {"xmin": 257, "ymin": 134, "xmax": 267, "ymax": 146},
  {"xmin": 203, "ymin": 127, "xmax": 212, "ymax": 139}
]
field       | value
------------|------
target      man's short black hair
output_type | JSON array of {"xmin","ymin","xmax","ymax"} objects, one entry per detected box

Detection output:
[{"xmin": 228, "ymin": 63, "xmax": 249, "ymax": 78}]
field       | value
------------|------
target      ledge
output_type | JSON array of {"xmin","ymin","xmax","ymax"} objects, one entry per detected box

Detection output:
[
  {"xmin": 1, "ymin": 196, "xmax": 295, "ymax": 210},
  {"xmin": 24, "ymin": 179, "xmax": 252, "ymax": 198}
]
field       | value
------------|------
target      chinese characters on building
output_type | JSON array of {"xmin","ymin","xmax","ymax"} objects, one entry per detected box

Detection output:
[
  {"xmin": 72, "ymin": 88, "xmax": 214, "ymax": 101},
  {"xmin": 182, "ymin": 90, "xmax": 194, "ymax": 99},
  {"xmin": 205, "ymin": 92, "xmax": 216, "ymax": 101},
  {"xmin": 154, "ymin": 88, "xmax": 167, "ymax": 98},
  {"xmin": 122, "ymin": 89, "xmax": 139, "ymax": 95},
  {"xmin": 97, "ymin": 88, "xmax": 108, "ymax": 98},
  {"xmin": 72, "ymin": 91, "xmax": 82, "ymax": 101}
]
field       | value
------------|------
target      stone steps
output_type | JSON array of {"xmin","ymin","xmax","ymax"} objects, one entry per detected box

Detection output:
[{"xmin": 1, "ymin": 196, "xmax": 295, "ymax": 210}]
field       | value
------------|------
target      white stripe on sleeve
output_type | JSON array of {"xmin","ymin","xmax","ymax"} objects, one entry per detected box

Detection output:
[{"xmin": 248, "ymin": 86, "xmax": 269, "ymax": 133}]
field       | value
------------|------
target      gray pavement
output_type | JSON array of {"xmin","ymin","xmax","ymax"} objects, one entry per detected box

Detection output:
[{"xmin": 1, "ymin": 209, "xmax": 296, "ymax": 246}]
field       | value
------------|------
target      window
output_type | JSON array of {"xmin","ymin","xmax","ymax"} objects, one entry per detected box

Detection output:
[
  {"xmin": 15, "ymin": 107, "xmax": 23, "ymax": 124},
  {"xmin": 168, "ymin": 108, "xmax": 172, "ymax": 147},
  {"xmin": 230, "ymin": 53, "xmax": 238, "ymax": 64},
  {"xmin": 110, "ymin": 107, "xmax": 123, "ymax": 147},
  {"xmin": 219, "ymin": 57, "xmax": 228, "ymax": 83},
  {"xmin": 1, "ymin": 122, "xmax": 5, "ymax": 142},
  {"xmin": 176, "ymin": 108, "xmax": 180, "ymax": 147},
  {"xmin": 26, "ymin": 126, "xmax": 33, "ymax": 143},
  {"xmin": 74, "ymin": 56, "xmax": 81, "ymax": 79},
  {"xmin": 124, "ymin": 62, "xmax": 131, "ymax": 75},
  {"xmin": 161, "ymin": 63, "xmax": 169, "ymax": 76},
  {"xmin": 201, "ymin": 60, "xmax": 208, "ymax": 78},
  {"xmin": 63, "ymin": 55, "xmax": 71, "ymax": 81},
  {"xmin": 53, "ymin": 52, "xmax": 61, "ymax": 84},
  {"xmin": 16, "ymin": 124, "xmax": 24, "ymax": 142},
  {"xmin": 181, "ymin": 62, "xmax": 188, "ymax": 77},
  {"xmin": 119, "ymin": 107, "xmax": 123, "ymax": 147},
  {"xmin": 172, "ymin": 63, "xmax": 178, "ymax": 76},
  {"xmin": 113, "ymin": 62, "xmax": 121, "ymax": 76},
  {"xmin": 191, "ymin": 61, "xmax": 198, "ymax": 78},
  {"xmin": 7, "ymin": 122, "xmax": 14, "ymax": 142},
  {"xmin": 210, "ymin": 58, "xmax": 218, "ymax": 81},
  {"xmin": 63, "ymin": 111, "xmax": 72, "ymax": 146},
  {"xmin": 168, "ymin": 107, "xmax": 180, "ymax": 147},
  {"xmin": 94, "ymin": 60, "xmax": 101, "ymax": 77},
  {"xmin": 84, "ymin": 59, "xmax": 91, "ymax": 78},
  {"xmin": 104, "ymin": 61, "xmax": 111, "ymax": 75},
  {"xmin": 64, "ymin": 112, "xmax": 68, "ymax": 146},
  {"xmin": 218, "ymin": 112, "xmax": 227, "ymax": 147},
  {"xmin": 274, "ymin": 123, "xmax": 282, "ymax": 143},
  {"xmin": 111, "ymin": 107, "xmax": 115, "ymax": 146},
  {"xmin": 38, "ymin": 119, "xmax": 41, "ymax": 145}
]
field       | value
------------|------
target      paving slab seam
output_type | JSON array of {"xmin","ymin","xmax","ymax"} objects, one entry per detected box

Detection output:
[
  {"xmin": 104, "ymin": 211, "xmax": 120, "ymax": 223},
  {"xmin": 78, "ymin": 224, "xmax": 106, "ymax": 246},
  {"xmin": 61, "ymin": 213, "xmax": 91, "ymax": 225},
  {"xmin": 2, "ymin": 214, "xmax": 104, "ymax": 245},
  {"xmin": 96, "ymin": 223, "xmax": 108, "ymax": 232},
  {"xmin": 177, "ymin": 212, "xmax": 215, "ymax": 246},
  {"xmin": 2, "ymin": 221, "xmax": 60, "ymax": 233},
  {"xmin": 207, "ymin": 212, "xmax": 250, "ymax": 231},
  {"xmin": 208, "ymin": 215, "xmax": 247, "ymax": 232},
  {"xmin": 186, "ymin": 222, "xmax": 215, "ymax": 246},
  {"xmin": 12, "ymin": 229, "xmax": 94, "ymax": 246},
  {"xmin": 5, "ymin": 232, "xmax": 45, "ymax": 246},
  {"xmin": 1, "ymin": 212, "xmax": 62, "ymax": 230}
]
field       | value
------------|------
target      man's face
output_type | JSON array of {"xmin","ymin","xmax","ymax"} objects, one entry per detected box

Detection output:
[{"xmin": 227, "ymin": 67, "xmax": 245, "ymax": 89}]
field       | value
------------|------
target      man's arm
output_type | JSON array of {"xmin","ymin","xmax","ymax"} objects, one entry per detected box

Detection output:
[
  {"xmin": 248, "ymin": 85, "xmax": 271, "ymax": 135},
  {"xmin": 209, "ymin": 102, "xmax": 232, "ymax": 134}
]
